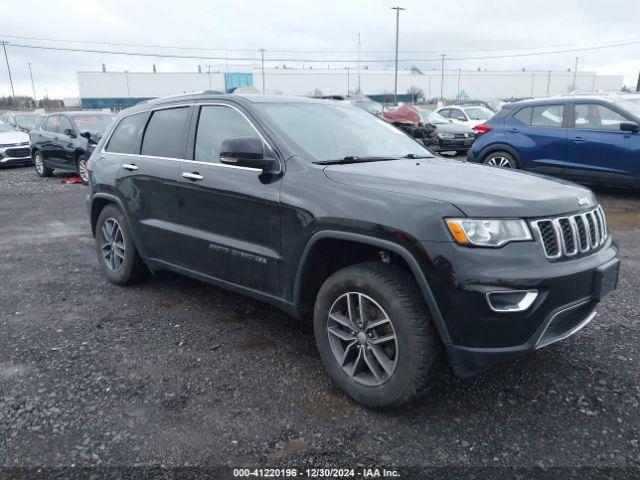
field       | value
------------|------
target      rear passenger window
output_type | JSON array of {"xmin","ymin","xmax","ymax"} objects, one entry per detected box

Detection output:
[
  {"xmin": 141, "ymin": 107, "xmax": 189, "ymax": 158},
  {"xmin": 513, "ymin": 107, "xmax": 532, "ymax": 125},
  {"xmin": 107, "ymin": 113, "xmax": 146, "ymax": 154},
  {"xmin": 194, "ymin": 105, "xmax": 259, "ymax": 163},
  {"xmin": 531, "ymin": 105, "xmax": 563, "ymax": 127}
]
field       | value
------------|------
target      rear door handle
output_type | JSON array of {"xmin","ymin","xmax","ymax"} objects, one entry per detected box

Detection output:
[
  {"xmin": 122, "ymin": 163, "xmax": 138, "ymax": 171},
  {"xmin": 506, "ymin": 128, "xmax": 520, "ymax": 133},
  {"xmin": 182, "ymin": 172, "xmax": 204, "ymax": 181},
  {"xmin": 572, "ymin": 136, "xmax": 586, "ymax": 142}
]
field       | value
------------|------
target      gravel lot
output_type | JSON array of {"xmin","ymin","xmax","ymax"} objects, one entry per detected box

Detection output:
[{"xmin": 1, "ymin": 163, "xmax": 639, "ymax": 475}]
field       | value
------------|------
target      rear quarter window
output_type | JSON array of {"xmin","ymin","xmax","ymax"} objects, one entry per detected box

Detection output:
[
  {"xmin": 513, "ymin": 107, "xmax": 532, "ymax": 125},
  {"xmin": 106, "ymin": 112, "xmax": 147, "ymax": 154}
]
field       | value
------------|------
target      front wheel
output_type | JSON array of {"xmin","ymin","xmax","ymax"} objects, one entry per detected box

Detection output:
[
  {"xmin": 313, "ymin": 262, "xmax": 443, "ymax": 408},
  {"xmin": 483, "ymin": 151, "xmax": 517, "ymax": 168},
  {"xmin": 95, "ymin": 204, "xmax": 149, "ymax": 285},
  {"xmin": 33, "ymin": 151, "xmax": 53, "ymax": 177}
]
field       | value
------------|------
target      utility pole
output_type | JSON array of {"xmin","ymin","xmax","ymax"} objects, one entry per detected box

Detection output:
[
  {"xmin": 2, "ymin": 41, "xmax": 15, "ymax": 101},
  {"xmin": 391, "ymin": 6, "xmax": 405, "ymax": 105},
  {"xmin": 357, "ymin": 33, "xmax": 361, "ymax": 94},
  {"xmin": 27, "ymin": 62, "xmax": 36, "ymax": 103},
  {"xmin": 572, "ymin": 57, "xmax": 579, "ymax": 91},
  {"xmin": 258, "ymin": 48, "xmax": 266, "ymax": 93},
  {"xmin": 346, "ymin": 67, "xmax": 350, "ymax": 95},
  {"xmin": 546, "ymin": 70, "xmax": 551, "ymax": 96},
  {"xmin": 530, "ymin": 72, "xmax": 535, "ymax": 97},
  {"xmin": 636, "ymin": 70, "xmax": 640, "ymax": 92},
  {"xmin": 456, "ymin": 68, "xmax": 461, "ymax": 100},
  {"xmin": 440, "ymin": 54, "xmax": 445, "ymax": 103},
  {"xmin": 206, "ymin": 65, "xmax": 212, "ymax": 89}
]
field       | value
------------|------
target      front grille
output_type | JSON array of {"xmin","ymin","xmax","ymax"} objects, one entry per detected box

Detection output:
[
  {"xmin": 453, "ymin": 133, "xmax": 472, "ymax": 139},
  {"xmin": 5, "ymin": 147, "xmax": 31, "ymax": 158},
  {"xmin": 531, "ymin": 206, "xmax": 608, "ymax": 260},
  {"xmin": 537, "ymin": 301, "xmax": 597, "ymax": 348}
]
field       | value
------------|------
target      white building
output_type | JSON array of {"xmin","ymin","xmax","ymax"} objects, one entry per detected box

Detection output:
[{"xmin": 77, "ymin": 68, "xmax": 624, "ymax": 108}]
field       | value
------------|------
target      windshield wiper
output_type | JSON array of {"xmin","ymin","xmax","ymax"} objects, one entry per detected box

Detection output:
[
  {"xmin": 402, "ymin": 153, "xmax": 433, "ymax": 159},
  {"xmin": 315, "ymin": 156, "xmax": 399, "ymax": 165}
]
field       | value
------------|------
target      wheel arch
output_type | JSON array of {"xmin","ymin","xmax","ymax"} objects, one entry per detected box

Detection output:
[
  {"xmin": 293, "ymin": 231, "xmax": 451, "ymax": 344},
  {"xmin": 479, "ymin": 143, "xmax": 522, "ymax": 165}
]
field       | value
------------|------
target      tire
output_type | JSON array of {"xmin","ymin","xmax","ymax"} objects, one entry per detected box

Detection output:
[
  {"xmin": 483, "ymin": 150, "xmax": 518, "ymax": 169},
  {"xmin": 77, "ymin": 154, "xmax": 89, "ymax": 185},
  {"xmin": 95, "ymin": 204, "xmax": 149, "ymax": 285},
  {"xmin": 313, "ymin": 262, "xmax": 443, "ymax": 408},
  {"xmin": 33, "ymin": 150, "xmax": 53, "ymax": 177}
]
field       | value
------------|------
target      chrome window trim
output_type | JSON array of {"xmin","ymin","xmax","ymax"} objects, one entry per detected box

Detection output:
[{"xmin": 100, "ymin": 101, "xmax": 281, "ymax": 174}]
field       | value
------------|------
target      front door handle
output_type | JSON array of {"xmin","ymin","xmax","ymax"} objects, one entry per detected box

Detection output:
[
  {"xmin": 122, "ymin": 163, "xmax": 138, "ymax": 171},
  {"xmin": 506, "ymin": 127, "xmax": 520, "ymax": 133},
  {"xmin": 182, "ymin": 172, "xmax": 204, "ymax": 181},
  {"xmin": 572, "ymin": 136, "xmax": 586, "ymax": 142}
]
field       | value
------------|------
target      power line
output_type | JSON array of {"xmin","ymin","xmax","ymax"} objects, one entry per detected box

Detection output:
[
  {"xmin": 3, "ymin": 38, "xmax": 640, "ymax": 64},
  {"xmin": 1, "ymin": 32, "xmax": 639, "ymax": 56}
]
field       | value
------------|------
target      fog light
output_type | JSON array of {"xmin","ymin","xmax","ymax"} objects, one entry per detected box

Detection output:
[{"xmin": 486, "ymin": 290, "xmax": 538, "ymax": 312}]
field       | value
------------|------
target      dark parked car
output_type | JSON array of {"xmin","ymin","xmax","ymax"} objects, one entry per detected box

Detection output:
[
  {"xmin": 420, "ymin": 109, "xmax": 475, "ymax": 155},
  {"xmin": 468, "ymin": 96, "xmax": 640, "ymax": 186},
  {"xmin": 30, "ymin": 111, "xmax": 114, "ymax": 184},
  {"xmin": 0, "ymin": 111, "xmax": 43, "ymax": 133},
  {"xmin": 87, "ymin": 93, "xmax": 619, "ymax": 408}
]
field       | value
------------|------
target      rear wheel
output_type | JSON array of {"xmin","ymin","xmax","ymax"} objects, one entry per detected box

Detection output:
[
  {"xmin": 483, "ymin": 151, "xmax": 517, "ymax": 168},
  {"xmin": 77, "ymin": 154, "xmax": 89, "ymax": 185},
  {"xmin": 33, "ymin": 151, "xmax": 53, "ymax": 177},
  {"xmin": 313, "ymin": 262, "xmax": 443, "ymax": 408},
  {"xmin": 95, "ymin": 204, "xmax": 149, "ymax": 285}
]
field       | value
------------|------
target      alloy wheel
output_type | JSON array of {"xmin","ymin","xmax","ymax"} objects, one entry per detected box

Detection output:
[
  {"xmin": 78, "ymin": 158, "xmax": 88, "ymax": 183},
  {"xmin": 327, "ymin": 292, "xmax": 398, "ymax": 387},
  {"xmin": 100, "ymin": 218, "xmax": 125, "ymax": 272},
  {"xmin": 486, "ymin": 156, "xmax": 513, "ymax": 168},
  {"xmin": 35, "ymin": 153, "xmax": 44, "ymax": 174}
]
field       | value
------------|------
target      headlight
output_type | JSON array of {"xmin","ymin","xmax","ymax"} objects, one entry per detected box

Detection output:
[
  {"xmin": 446, "ymin": 218, "xmax": 532, "ymax": 247},
  {"xmin": 438, "ymin": 132, "xmax": 455, "ymax": 139}
]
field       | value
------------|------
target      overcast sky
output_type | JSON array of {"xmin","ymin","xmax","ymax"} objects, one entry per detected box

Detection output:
[{"xmin": 1, "ymin": 0, "xmax": 639, "ymax": 98}]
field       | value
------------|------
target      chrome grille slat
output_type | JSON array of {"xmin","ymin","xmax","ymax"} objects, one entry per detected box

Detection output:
[{"xmin": 531, "ymin": 206, "xmax": 608, "ymax": 260}]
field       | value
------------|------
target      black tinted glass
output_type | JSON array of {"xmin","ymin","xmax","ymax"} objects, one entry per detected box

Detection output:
[
  {"xmin": 141, "ymin": 107, "xmax": 189, "ymax": 158},
  {"xmin": 107, "ymin": 113, "xmax": 146, "ymax": 154}
]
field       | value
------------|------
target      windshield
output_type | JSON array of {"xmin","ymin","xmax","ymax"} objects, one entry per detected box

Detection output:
[
  {"xmin": 260, "ymin": 103, "xmax": 433, "ymax": 161},
  {"xmin": 463, "ymin": 107, "xmax": 494, "ymax": 120},
  {"xmin": 353, "ymin": 101, "xmax": 383, "ymax": 115},
  {"xmin": 422, "ymin": 110, "xmax": 449, "ymax": 124},
  {"xmin": 614, "ymin": 98, "xmax": 640, "ymax": 119},
  {"xmin": 71, "ymin": 114, "xmax": 114, "ymax": 135},
  {"xmin": 0, "ymin": 122, "xmax": 16, "ymax": 133},
  {"xmin": 15, "ymin": 114, "xmax": 42, "ymax": 130}
]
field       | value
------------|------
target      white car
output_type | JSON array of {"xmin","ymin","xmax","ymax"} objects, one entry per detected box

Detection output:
[
  {"xmin": 435, "ymin": 105, "xmax": 495, "ymax": 128},
  {"xmin": 0, "ymin": 122, "xmax": 32, "ymax": 166}
]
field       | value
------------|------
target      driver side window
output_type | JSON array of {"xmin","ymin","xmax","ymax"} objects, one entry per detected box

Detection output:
[
  {"xmin": 194, "ymin": 105, "xmax": 260, "ymax": 163},
  {"xmin": 574, "ymin": 104, "xmax": 629, "ymax": 132},
  {"xmin": 58, "ymin": 116, "xmax": 74, "ymax": 136}
]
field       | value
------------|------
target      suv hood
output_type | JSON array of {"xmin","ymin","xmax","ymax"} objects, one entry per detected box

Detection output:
[
  {"xmin": 0, "ymin": 131, "xmax": 30, "ymax": 145},
  {"xmin": 323, "ymin": 157, "xmax": 596, "ymax": 218}
]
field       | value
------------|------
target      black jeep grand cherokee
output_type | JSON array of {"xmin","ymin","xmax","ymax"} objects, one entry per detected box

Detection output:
[{"xmin": 87, "ymin": 93, "xmax": 619, "ymax": 408}]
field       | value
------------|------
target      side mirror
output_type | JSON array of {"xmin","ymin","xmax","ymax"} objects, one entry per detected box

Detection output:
[
  {"xmin": 620, "ymin": 122, "xmax": 639, "ymax": 133},
  {"xmin": 64, "ymin": 128, "xmax": 77, "ymax": 138},
  {"xmin": 220, "ymin": 137, "xmax": 277, "ymax": 171},
  {"xmin": 80, "ymin": 131, "xmax": 92, "ymax": 140}
]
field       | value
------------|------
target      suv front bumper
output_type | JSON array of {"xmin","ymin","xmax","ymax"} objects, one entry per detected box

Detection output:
[{"xmin": 419, "ymin": 238, "xmax": 619, "ymax": 377}]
